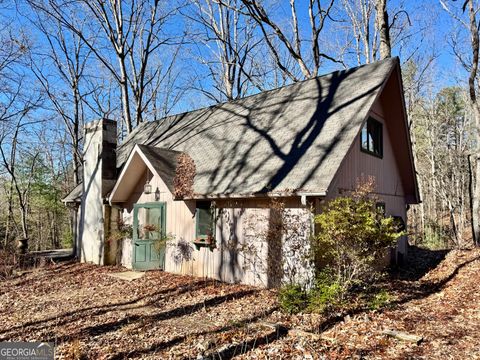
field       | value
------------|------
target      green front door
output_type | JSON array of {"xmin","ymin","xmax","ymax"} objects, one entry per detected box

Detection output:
[{"xmin": 133, "ymin": 203, "xmax": 166, "ymax": 270}]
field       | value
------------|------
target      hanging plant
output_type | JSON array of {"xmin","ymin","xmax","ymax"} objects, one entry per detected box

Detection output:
[{"xmin": 143, "ymin": 224, "xmax": 158, "ymax": 232}]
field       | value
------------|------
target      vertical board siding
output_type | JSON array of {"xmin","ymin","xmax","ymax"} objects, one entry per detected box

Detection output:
[
  {"xmin": 119, "ymin": 176, "xmax": 313, "ymax": 287},
  {"xmin": 328, "ymin": 105, "xmax": 406, "ymax": 212},
  {"xmin": 327, "ymin": 99, "xmax": 408, "ymax": 255}
]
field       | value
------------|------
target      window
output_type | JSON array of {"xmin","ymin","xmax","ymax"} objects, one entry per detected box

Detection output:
[
  {"xmin": 392, "ymin": 216, "xmax": 406, "ymax": 232},
  {"xmin": 196, "ymin": 201, "xmax": 215, "ymax": 240},
  {"xmin": 376, "ymin": 202, "xmax": 386, "ymax": 217},
  {"xmin": 361, "ymin": 117, "xmax": 383, "ymax": 157}
]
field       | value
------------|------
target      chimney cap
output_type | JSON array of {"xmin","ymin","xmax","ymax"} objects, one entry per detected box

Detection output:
[{"xmin": 84, "ymin": 118, "xmax": 116, "ymax": 128}]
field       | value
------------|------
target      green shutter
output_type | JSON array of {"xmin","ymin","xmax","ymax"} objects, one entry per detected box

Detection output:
[{"xmin": 195, "ymin": 201, "xmax": 215, "ymax": 239}]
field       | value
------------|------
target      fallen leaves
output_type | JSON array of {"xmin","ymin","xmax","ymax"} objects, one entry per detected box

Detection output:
[
  {"xmin": 238, "ymin": 248, "xmax": 480, "ymax": 359},
  {"xmin": 0, "ymin": 263, "xmax": 278, "ymax": 359},
  {"xmin": 1, "ymin": 247, "xmax": 480, "ymax": 359}
]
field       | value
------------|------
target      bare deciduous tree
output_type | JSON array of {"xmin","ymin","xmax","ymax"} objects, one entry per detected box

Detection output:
[
  {"xmin": 376, "ymin": 0, "xmax": 391, "ymax": 59},
  {"xmin": 28, "ymin": 0, "xmax": 184, "ymax": 134},
  {"xmin": 0, "ymin": 15, "xmax": 42, "ymax": 247},
  {"xmin": 186, "ymin": 0, "xmax": 264, "ymax": 102},
  {"xmin": 239, "ymin": 0, "xmax": 343, "ymax": 81},
  {"xmin": 441, "ymin": 0, "xmax": 480, "ymax": 246},
  {"xmin": 0, "ymin": 116, "xmax": 42, "ymax": 242},
  {"xmin": 30, "ymin": 18, "xmax": 91, "ymax": 186},
  {"xmin": 342, "ymin": 0, "xmax": 378, "ymax": 64}
]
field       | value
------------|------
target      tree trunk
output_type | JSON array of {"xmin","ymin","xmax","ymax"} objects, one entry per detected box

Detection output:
[
  {"xmin": 472, "ymin": 105, "xmax": 480, "ymax": 247},
  {"xmin": 473, "ymin": 149, "xmax": 480, "ymax": 246},
  {"xmin": 376, "ymin": 0, "xmax": 391, "ymax": 59},
  {"xmin": 119, "ymin": 59, "xmax": 133, "ymax": 134},
  {"xmin": 448, "ymin": 200, "xmax": 459, "ymax": 246},
  {"xmin": 467, "ymin": 0, "xmax": 480, "ymax": 246},
  {"xmin": 72, "ymin": 84, "xmax": 82, "ymax": 185},
  {"xmin": 70, "ymin": 207, "xmax": 77, "ymax": 257},
  {"xmin": 20, "ymin": 203, "xmax": 28, "ymax": 240},
  {"xmin": 468, "ymin": 154, "xmax": 478, "ymax": 245},
  {"xmin": 4, "ymin": 180, "xmax": 14, "ymax": 248}
]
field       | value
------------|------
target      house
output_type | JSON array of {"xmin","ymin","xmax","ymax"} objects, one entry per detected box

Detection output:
[{"xmin": 64, "ymin": 57, "xmax": 420, "ymax": 287}]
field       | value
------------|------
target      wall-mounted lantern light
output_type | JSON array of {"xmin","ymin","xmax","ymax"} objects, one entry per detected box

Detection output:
[
  {"xmin": 144, "ymin": 183, "xmax": 152, "ymax": 194},
  {"xmin": 155, "ymin": 187, "xmax": 161, "ymax": 201},
  {"xmin": 144, "ymin": 170, "xmax": 152, "ymax": 194}
]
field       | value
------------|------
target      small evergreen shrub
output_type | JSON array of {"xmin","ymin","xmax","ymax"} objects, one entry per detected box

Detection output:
[
  {"xmin": 307, "ymin": 268, "xmax": 342, "ymax": 313},
  {"xmin": 312, "ymin": 180, "xmax": 404, "ymax": 299},
  {"xmin": 277, "ymin": 180, "xmax": 404, "ymax": 315},
  {"xmin": 278, "ymin": 284, "xmax": 308, "ymax": 314}
]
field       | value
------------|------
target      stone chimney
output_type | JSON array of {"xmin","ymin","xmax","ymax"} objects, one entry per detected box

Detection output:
[{"xmin": 79, "ymin": 119, "xmax": 117, "ymax": 264}]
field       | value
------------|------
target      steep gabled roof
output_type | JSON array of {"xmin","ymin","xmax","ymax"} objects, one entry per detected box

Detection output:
[
  {"xmin": 136, "ymin": 145, "xmax": 181, "ymax": 193},
  {"xmin": 116, "ymin": 57, "xmax": 400, "ymax": 198},
  {"xmin": 108, "ymin": 144, "xmax": 182, "ymax": 203}
]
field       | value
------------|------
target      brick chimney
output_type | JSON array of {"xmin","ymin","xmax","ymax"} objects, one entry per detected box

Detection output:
[{"xmin": 79, "ymin": 119, "xmax": 117, "ymax": 264}]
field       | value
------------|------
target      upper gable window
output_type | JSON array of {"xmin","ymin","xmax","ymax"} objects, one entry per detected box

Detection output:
[{"xmin": 361, "ymin": 117, "xmax": 383, "ymax": 158}]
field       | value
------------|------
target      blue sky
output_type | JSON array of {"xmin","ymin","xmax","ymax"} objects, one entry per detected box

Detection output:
[
  {"xmin": 0, "ymin": 0, "xmax": 471, "ymax": 118},
  {"xmin": 0, "ymin": 0, "xmax": 473, "ymax": 174}
]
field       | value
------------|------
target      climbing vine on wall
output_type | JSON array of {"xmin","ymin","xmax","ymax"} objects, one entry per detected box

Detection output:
[
  {"xmin": 239, "ymin": 199, "xmax": 314, "ymax": 288},
  {"xmin": 173, "ymin": 153, "xmax": 196, "ymax": 199}
]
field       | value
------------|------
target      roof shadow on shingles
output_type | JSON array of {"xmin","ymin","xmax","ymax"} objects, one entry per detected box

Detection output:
[
  {"xmin": 117, "ymin": 58, "xmax": 397, "ymax": 196},
  {"xmin": 296, "ymin": 71, "xmax": 386, "ymax": 191},
  {"xmin": 136, "ymin": 145, "xmax": 182, "ymax": 194},
  {"xmin": 214, "ymin": 69, "xmax": 382, "ymax": 195}
]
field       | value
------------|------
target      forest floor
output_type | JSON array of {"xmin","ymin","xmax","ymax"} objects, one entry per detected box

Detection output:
[{"xmin": 1, "ymin": 247, "xmax": 479, "ymax": 359}]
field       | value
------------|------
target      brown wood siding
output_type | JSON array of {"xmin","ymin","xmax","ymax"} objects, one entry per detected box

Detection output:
[
  {"xmin": 327, "ymin": 98, "xmax": 408, "ymax": 256},
  {"xmin": 328, "ymin": 102, "xmax": 406, "ymax": 213}
]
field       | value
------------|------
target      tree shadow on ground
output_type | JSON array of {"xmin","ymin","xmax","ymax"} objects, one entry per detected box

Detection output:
[
  {"xmin": 46, "ymin": 289, "xmax": 258, "ymax": 345},
  {"xmin": 0, "ymin": 278, "xmax": 212, "ymax": 339},
  {"xmin": 108, "ymin": 306, "xmax": 280, "ymax": 360},
  {"xmin": 205, "ymin": 322, "xmax": 289, "ymax": 360},
  {"xmin": 0, "ymin": 261, "xmax": 88, "ymax": 293},
  {"xmin": 316, "ymin": 248, "xmax": 479, "ymax": 333},
  {"xmin": 106, "ymin": 249, "xmax": 475, "ymax": 360},
  {"xmin": 389, "ymin": 251, "xmax": 480, "ymax": 307},
  {"xmin": 390, "ymin": 246, "xmax": 450, "ymax": 281}
]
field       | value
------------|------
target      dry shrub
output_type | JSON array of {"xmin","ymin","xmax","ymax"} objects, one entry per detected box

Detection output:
[
  {"xmin": 172, "ymin": 238, "xmax": 194, "ymax": 264},
  {"xmin": 173, "ymin": 153, "xmax": 196, "ymax": 198},
  {"xmin": 63, "ymin": 340, "xmax": 87, "ymax": 360}
]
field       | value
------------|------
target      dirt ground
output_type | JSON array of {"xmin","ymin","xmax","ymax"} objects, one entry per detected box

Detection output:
[{"xmin": 1, "ymin": 247, "xmax": 480, "ymax": 359}]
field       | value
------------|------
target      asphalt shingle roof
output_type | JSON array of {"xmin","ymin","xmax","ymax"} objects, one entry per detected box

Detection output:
[
  {"xmin": 116, "ymin": 58, "xmax": 397, "ymax": 197},
  {"xmin": 136, "ymin": 145, "xmax": 181, "ymax": 194}
]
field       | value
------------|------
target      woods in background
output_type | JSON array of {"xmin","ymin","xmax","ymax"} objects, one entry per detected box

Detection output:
[{"xmin": 0, "ymin": 0, "xmax": 477, "ymax": 252}]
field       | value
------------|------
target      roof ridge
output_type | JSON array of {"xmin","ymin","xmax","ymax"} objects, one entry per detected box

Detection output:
[
  {"xmin": 136, "ymin": 143, "xmax": 183, "ymax": 154},
  {"xmin": 120, "ymin": 57, "xmax": 398, "ymax": 147}
]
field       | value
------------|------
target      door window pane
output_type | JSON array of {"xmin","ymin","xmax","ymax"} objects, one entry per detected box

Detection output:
[
  {"xmin": 146, "ymin": 208, "xmax": 161, "ymax": 239},
  {"xmin": 138, "ymin": 207, "xmax": 162, "ymax": 239}
]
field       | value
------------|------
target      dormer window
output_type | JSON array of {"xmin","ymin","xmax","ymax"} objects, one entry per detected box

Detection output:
[{"xmin": 361, "ymin": 117, "xmax": 383, "ymax": 158}]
